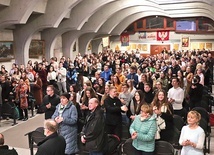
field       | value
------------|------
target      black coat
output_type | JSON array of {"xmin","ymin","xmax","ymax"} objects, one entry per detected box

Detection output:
[
  {"xmin": 81, "ymin": 106, "xmax": 106, "ymax": 152},
  {"xmin": 36, "ymin": 132, "xmax": 66, "ymax": 155},
  {"xmin": 0, "ymin": 81, "xmax": 10, "ymax": 102},
  {"xmin": 104, "ymin": 95, "xmax": 123, "ymax": 125},
  {"xmin": 144, "ymin": 90, "xmax": 154, "ymax": 104},
  {"xmin": 0, "ymin": 145, "xmax": 18, "ymax": 155},
  {"xmin": 189, "ymin": 83, "xmax": 203, "ymax": 103},
  {"xmin": 40, "ymin": 94, "xmax": 60, "ymax": 119}
]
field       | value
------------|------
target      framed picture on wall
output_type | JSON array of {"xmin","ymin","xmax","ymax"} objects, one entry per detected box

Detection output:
[
  {"xmin": 206, "ymin": 43, "xmax": 212, "ymax": 50},
  {"xmin": 0, "ymin": 41, "xmax": 14, "ymax": 61},
  {"xmin": 29, "ymin": 40, "xmax": 45, "ymax": 58},
  {"xmin": 181, "ymin": 37, "xmax": 189, "ymax": 47}
]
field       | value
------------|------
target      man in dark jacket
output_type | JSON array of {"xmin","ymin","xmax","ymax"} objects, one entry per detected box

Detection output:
[
  {"xmin": 40, "ymin": 85, "xmax": 60, "ymax": 119},
  {"xmin": 0, "ymin": 133, "xmax": 18, "ymax": 155},
  {"xmin": 81, "ymin": 98, "xmax": 106, "ymax": 155},
  {"xmin": 104, "ymin": 86, "xmax": 128, "ymax": 139},
  {"xmin": 36, "ymin": 119, "xmax": 66, "ymax": 155}
]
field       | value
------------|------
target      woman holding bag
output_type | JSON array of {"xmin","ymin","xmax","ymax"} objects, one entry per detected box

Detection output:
[
  {"xmin": 16, "ymin": 78, "xmax": 29, "ymax": 121},
  {"xmin": 151, "ymin": 89, "xmax": 174, "ymax": 141}
]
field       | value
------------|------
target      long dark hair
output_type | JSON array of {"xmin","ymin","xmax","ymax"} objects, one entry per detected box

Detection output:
[
  {"xmin": 82, "ymin": 86, "xmax": 97, "ymax": 105},
  {"xmin": 133, "ymin": 90, "xmax": 145, "ymax": 114},
  {"xmin": 151, "ymin": 89, "xmax": 172, "ymax": 114},
  {"xmin": 70, "ymin": 92, "xmax": 78, "ymax": 105}
]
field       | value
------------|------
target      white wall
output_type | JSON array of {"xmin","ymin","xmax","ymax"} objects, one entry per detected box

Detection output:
[
  {"xmin": 0, "ymin": 30, "xmax": 63, "ymax": 71},
  {"xmin": 111, "ymin": 31, "xmax": 214, "ymax": 53}
]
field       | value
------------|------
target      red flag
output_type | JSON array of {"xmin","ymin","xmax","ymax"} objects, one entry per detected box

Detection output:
[
  {"xmin": 120, "ymin": 34, "xmax": 129, "ymax": 46},
  {"xmin": 157, "ymin": 31, "xmax": 169, "ymax": 41}
]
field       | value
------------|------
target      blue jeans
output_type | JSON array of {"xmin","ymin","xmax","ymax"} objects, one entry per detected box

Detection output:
[{"xmin": 89, "ymin": 151, "xmax": 103, "ymax": 155}]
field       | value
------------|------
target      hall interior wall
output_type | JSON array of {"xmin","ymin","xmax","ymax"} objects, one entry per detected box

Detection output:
[{"xmin": 110, "ymin": 31, "xmax": 214, "ymax": 55}]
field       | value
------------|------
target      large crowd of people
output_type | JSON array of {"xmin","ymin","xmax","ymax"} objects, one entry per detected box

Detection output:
[{"xmin": 0, "ymin": 48, "xmax": 213, "ymax": 155}]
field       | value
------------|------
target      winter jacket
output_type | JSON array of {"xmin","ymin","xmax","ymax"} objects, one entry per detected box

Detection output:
[
  {"xmin": 104, "ymin": 95, "xmax": 123, "ymax": 126},
  {"xmin": 36, "ymin": 132, "xmax": 66, "ymax": 155},
  {"xmin": 130, "ymin": 114, "xmax": 157, "ymax": 152},
  {"xmin": 81, "ymin": 106, "xmax": 106, "ymax": 152},
  {"xmin": 41, "ymin": 94, "xmax": 60, "ymax": 119},
  {"xmin": 52, "ymin": 102, "xmax": 78, "ymax": 154}
]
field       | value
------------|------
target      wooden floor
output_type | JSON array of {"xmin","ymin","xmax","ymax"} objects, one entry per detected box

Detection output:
[{"xmin": 0, "ymin": 112, "xmax": 214, "ymax": 155}]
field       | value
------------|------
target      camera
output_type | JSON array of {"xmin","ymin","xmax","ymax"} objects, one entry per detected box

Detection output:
[{"xmin": 192, "ymin": 76, "xmax": 200, "ymax": 85}]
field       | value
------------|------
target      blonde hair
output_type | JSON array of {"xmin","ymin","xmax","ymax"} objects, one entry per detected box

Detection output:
[
  {"xmin": 141, "ymin": 104, "xmax": 153, "ymax": 115},
  {"xmin": 188, "ymin": 111, "xmax": 201, "ymax": 124}
]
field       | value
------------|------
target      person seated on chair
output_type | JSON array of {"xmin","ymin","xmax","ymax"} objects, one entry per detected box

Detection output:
[
  {"xmin": 35, "ymin": 119, "xmax": 66, "ymax": 155},
  {"xmin": 0, "ymin": 133, "xmax": 18, "ymax": 155}
]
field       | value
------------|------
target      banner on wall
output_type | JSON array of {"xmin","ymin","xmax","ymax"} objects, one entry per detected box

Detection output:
[
  {"xmin": 157, "ymin": 30, "xmax": 169, "ymax": 41},
  {"xmin": 146, "ymin": 32, "xmax": 156, "ymax": 40},
  {"xmin": 120, "ymin": 34, "xmax": 129, "ymax": 46},
  {"xmin": 102, "ymin": 37, "xmax": 109, "ymax": 47},
  {"xmin": 138, "ymin": 32, "xmax": 146, "ymax": 40}
]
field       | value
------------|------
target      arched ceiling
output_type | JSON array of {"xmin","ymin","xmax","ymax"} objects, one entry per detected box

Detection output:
[{"xmin": 0, "ymin": 0, "xmax": 213, "ymax": 34}]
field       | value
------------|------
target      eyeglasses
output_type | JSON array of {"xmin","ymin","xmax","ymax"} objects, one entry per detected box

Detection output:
[{"xmin": 46, "ymin": 90, "xmax": 52, "ymax": 92}]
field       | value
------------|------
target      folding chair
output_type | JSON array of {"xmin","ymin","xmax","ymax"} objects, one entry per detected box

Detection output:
[
  {"xmin": 25, "ymin": 127, "xmax": 46, "ymax": 155},
  {"xmin": 192, "ymin": 107, "xmax": 211, "ymax": 154},
  {"xmin": 173, "ymin": 114, "xmax": 185, "ymax": 131},
  {"xmin": 121, "ymin": 138, "xmax": 135, "ymax": 155},
  {"xmin": 155, "ymin": 140, "xmax": 175, "ymax": 155},
  {"xmin": 199, "ymin": 118, "xmax": 211, "ymax": 154},
  {"xmin": 1, "ymin": 102, "xmax": 18, "ymax": 126}
]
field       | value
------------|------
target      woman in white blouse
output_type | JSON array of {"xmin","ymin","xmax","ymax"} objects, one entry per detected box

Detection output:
[
  {"xmin": 47, "ymin": 65, "xmax": 57, "ymax": 88},
  {"xmin": 179, "ymin": 111, "xmax": 205, "ymax": 155}
]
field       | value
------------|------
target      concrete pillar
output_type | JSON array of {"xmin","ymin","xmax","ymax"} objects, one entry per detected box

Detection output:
[
  {"xmin": 62, "ymin": 30, "xmax": 82, "ymax": 59},
  {"xmin": 91, "ymin": 38, "xmax": 102, "ymax": 54},
  {"xmin": 78, "ymin": 33, "xmax": 96, "ymax": 55},
  {"xmin": 13, "ymin": 0, "xmax": 78, "ymax": 64}
]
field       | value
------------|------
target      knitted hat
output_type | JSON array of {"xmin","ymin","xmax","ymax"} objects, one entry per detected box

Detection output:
[{"xmin": 60, "ymin": 93, "xmax": 70, "ymax": 100}]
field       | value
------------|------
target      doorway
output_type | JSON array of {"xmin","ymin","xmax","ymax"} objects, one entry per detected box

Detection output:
[{"xmin": 150, "ymin": 45, "xmax": 170, "ymax": 55}]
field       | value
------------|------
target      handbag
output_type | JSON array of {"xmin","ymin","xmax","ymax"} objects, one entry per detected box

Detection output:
[
  {"xmin": 155, "ymin": 115, "xmax": 166, "ymax": 139},
  {"xmin": 157, "ymin": 115, "xmax": 166, "ymax": 130}
]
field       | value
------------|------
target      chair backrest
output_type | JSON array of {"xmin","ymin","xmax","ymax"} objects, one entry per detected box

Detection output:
[
  {"xmin": 121, "ymin": 138, "xmax": 135, "ymax": 155},
  {"xmin": 192, "ymin": 107, "xmax": 209, "ymax": 123},
  {"xmin": 1, "ymin": 102, "xmax": 14, "ymax": 115},
  {"xmin": 199, "ymin": 118, "xmax": 208, "ymax": 133},
  {"xmin": 121, "ymin": 122, "xmax": 131, "ymax": 141},
  {"xmin": 173, "ymin": 114, "xmax": 185, "ymax": 131},
  {"xmin": 105, "ymin": 134, "xmax": 121, "ymax": 154},
  {"xmin": 155, "ymin": 141, "xmax": 174, "ymax": 155},
  {"xmin": 31, "ymin": 127, "xmax": 46, "ymax": 144}
]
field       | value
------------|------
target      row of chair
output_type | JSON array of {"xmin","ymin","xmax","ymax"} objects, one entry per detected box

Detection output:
[
  {"xmin": 173, "ymin": 107, "xmax": 211, "ymax": 155},
  {"xmin": 0, "ymin": 98, "xmax": 36, "ymax": 126}
]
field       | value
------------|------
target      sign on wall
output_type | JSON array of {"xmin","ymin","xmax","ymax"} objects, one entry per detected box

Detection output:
[
  {"xmin": 120, "ymin": 34, "xmax": 129, "ymax": 46},
  {"xmin": 157, "ymin": 30, "xmax": 169, "ymax": 41}
]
